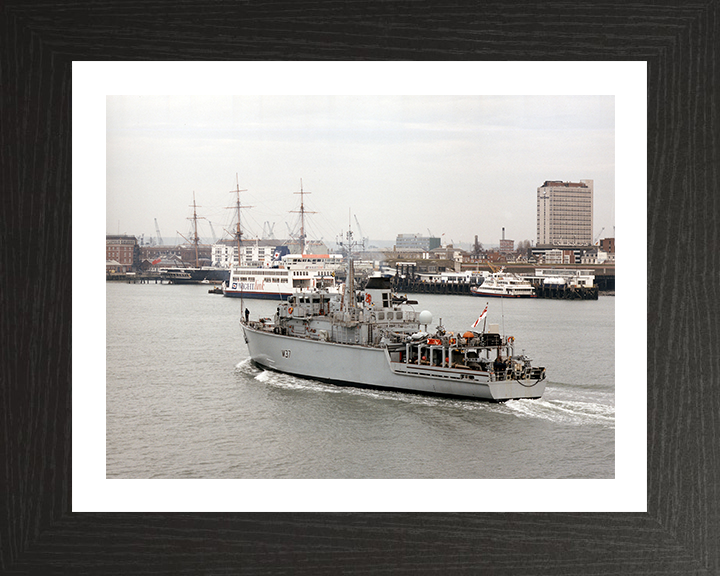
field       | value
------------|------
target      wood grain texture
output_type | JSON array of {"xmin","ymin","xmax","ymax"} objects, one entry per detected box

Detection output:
[{"xmin": 1, "ymin": 1, "xmax": 718, "ymax": 574}]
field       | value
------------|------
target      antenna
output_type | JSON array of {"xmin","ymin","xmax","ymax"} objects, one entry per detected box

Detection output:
[{"xmin": 337, "ymin": 220, "xmax": 361, "ymax": 312}]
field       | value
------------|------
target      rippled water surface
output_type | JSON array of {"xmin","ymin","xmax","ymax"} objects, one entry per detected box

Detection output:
[{"xmin": 106, "ymin": 282, "xmax": 615, "ymax": 479}]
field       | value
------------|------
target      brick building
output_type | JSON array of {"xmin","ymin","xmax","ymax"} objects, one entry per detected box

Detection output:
[
  {"xmin": 106, "ymin": 235, "xmax": 138, "ymax": 272},
  {"xmin": 600, "ymin": 237, "xmax": 615, "ymax": 253}
]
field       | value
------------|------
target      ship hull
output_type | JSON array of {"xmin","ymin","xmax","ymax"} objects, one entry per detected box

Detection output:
[
  {"xmin": 161, "ymin": 267, "xmax": 230, "ymax": 284},
  {"xmin": 242, "ymin": 324, "xmax": 545, "ymax": 401},
  {"xmin": 224, "ymin": 289, "xmax": 290, "ymax": 300},
  {"xmin": 470, "ymin": 290, "xmax": 536, "ymax": 298}
]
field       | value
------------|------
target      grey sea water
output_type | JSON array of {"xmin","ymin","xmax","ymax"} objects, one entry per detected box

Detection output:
[{"xmin": 106, "ymin": 282, "xmax": 614, "ymax": 479}]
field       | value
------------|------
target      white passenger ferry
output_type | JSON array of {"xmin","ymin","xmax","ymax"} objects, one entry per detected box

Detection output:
[
  {"xmin": 223, "ymin": 252, "xmax": 343, "ymax": 300},
  {"xmin": 470, "ymin": 269, "xmax": 536, "ymax": 298}
]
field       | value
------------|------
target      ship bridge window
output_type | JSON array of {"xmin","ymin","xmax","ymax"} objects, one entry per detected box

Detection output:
[{"xmin": 382, "ymin": 293, "xmax": 389, "ymax": 308}]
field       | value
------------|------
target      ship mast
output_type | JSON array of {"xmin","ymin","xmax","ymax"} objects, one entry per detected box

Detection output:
[
  {"xmin": 290, "ymin": 179, "xmax": 316, "ymax": 256},
  {"xmin": 228, "ymin": 174, "xmax": 252, "ymax": 268},
  {"xmin": 187, "ymin": 192, "xmax": 205, "ymax": 268},
  {"xmin": 228, "ymin": 174, "xmax": 252, "ymax": 318}
]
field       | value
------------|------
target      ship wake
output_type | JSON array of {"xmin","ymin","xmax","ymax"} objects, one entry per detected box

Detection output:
[
  {"xmin": 237, "ymin": 363, "xmax": 507, "ymax": 411},
  {"xmin": 504, "ymin": 397, "xmax": 615, "ymax": 427},
  {"xmin": 235, "ymin": 361, "xmax": 613, "ymax": 425}
]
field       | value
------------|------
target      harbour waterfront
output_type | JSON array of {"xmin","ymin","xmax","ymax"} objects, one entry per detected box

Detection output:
[{"xmin": 106, "ymin": 282, "xmax": 614, "ymax": 479}]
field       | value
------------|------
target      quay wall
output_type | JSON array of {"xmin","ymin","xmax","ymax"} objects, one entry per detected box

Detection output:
[
  {"xmin": 391, "ymin": 276, "xmax": 473, "ymax": 295},
  {"xmin": 530, "ymin": 281, "xmax": 599, "ymax": 300},
  {"xmin": 390, "ymin": 263, "xmax": 613, "ymax": 299},
  {"xmin": 390, "ymin": 276, "xmax": 600, "ymax": 299},
  {"xmin": 106, "ymin": 272, "xmax": 163, "ymax": 283}
]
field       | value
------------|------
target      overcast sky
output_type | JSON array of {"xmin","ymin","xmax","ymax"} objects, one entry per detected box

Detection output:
[{"xmin": 106, "ymin": 95, "xmax": 614, "ymax": 249}]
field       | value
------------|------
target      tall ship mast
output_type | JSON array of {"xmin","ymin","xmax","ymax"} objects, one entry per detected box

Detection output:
[
  {"xmin": 188, "ymin": 191, "xmax": 203, "ymax": 268},
  {"xmin": 158, "ymin": 192, "xmax": 230, "ymax": 285},
  {"xmin": 289, "ymin": 179, "xmax": 315, "ymax": 256},
  {"xmin": 228, "ymin": 174, "xmax": 251, "ymax": 268},
  {"xmin": 222, "ymin": 179, "xmax": 341, "ymax": 300}
]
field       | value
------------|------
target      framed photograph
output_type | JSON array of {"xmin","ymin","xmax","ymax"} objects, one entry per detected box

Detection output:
[
  {"xmin": 89, "ymin": 65, "xmax": 633, "ymax": 509},
  {"xmin": 3, "ymin": 3, "xmax": 717, "ymax": 574}
]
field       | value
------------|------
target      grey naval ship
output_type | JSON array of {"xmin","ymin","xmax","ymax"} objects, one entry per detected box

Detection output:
[{"xmin": 241, "ymin": 231, "xmax": 546, "ymax": 401}]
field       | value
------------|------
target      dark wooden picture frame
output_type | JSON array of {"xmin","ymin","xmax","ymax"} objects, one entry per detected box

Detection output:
[{"xmin": 2, "ymin": 3, "xmax": 717, "ymax": 574}]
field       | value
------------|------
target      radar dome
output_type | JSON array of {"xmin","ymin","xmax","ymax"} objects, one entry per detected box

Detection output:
[{"xmin": 418, "ymin": 310, "xmax": 433, "ymax": 325}]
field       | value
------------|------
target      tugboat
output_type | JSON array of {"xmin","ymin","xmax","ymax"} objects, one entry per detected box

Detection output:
[{"xmin": 241, "ymin": 230, "xmax": 546, "ymax": 401}]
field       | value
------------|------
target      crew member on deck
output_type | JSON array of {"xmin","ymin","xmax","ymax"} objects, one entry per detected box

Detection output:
[
  {"xmin": 494, "ymin": 354, "xmax": 507, "ymax": 373},
  {"xmin": 245, "ymin": 308, "xmax": 250, "ymax": 323}
]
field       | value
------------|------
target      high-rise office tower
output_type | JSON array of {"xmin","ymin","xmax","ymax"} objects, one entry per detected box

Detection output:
[{"xmin": 536, "ymin": 179, "xmax": 593, "ymax": 245}]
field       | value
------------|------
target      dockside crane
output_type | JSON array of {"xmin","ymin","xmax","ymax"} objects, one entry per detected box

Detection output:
[
  {"xmin": 594, "ymin": 227, "xmax": 605, "ymax": 245},
  {"xmin": 285, "ymin": 222, "xmax": 298, "ymax": 240},
  {"xmin": 354, "ymin": 215, "xmax": 368, "ymax": 250},
  {"xmin": 154, "ymin": 218, "xmax": 164, "ymax": 246},
  {"xmin": 263, "ymin": 221, "xmax": 276, "ymax": 239}
]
